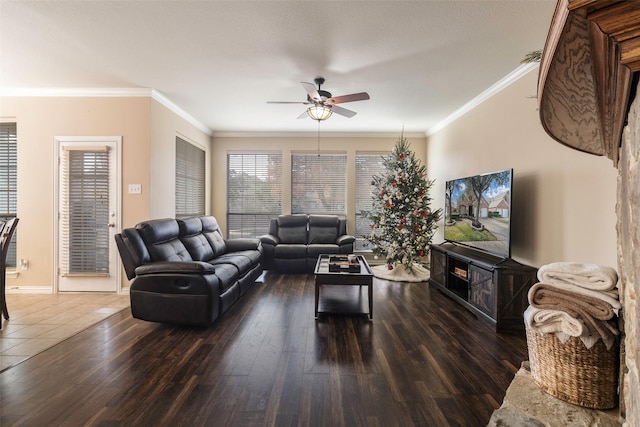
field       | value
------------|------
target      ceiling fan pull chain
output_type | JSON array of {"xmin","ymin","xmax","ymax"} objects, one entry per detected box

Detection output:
[{"xmin": 317, "ymin": 120, "xmax": 321, "ymax": 157}]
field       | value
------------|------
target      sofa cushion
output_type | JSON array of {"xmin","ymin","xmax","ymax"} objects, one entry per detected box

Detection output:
[
  {"xmin": 178, "ymin": 217, "xmax": 202, "ymax": 234},
  {"xmin": 277, "ymin": 214, "xmax": 308, "ymax": 244},
  {"xmin": 150, "ymin": 239, "xmax": 193, "ymax": 262},
  {"xmin": 207, "ymin": 261, "xmax": 240, "ymax": 293},
  {"xmin": 181, "ymin": 233, "xmax": 215, "ymax": 262},
  {"xmin": 200, "ymin": 216, "xmax": 228, "ymax": 256},
  {"xmin": 224, "ymin": 249, "xmax": 262, "ymax": 265},
  {"xmin": 213, "ymin": 253, "xmax": 254, "ymax": 274},
  {"xmin": 137, "ymin": 219, "xmax": 192, "ymax": 262},
  {"xmin": 241, "ymin": 249, "xmax": 262, "ymax": 264},
  {"xmin": 179, "ymin": 217, "xmax": 216, "ymax": 261},
  {"xmin": 308, "ymin": 215, "xmax": 340, "ymax": 244}
]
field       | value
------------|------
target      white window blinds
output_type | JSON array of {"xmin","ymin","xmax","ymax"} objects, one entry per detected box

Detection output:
[
  {"xmin": 291, "ymin": 153, "xmax": 346, "ymax": 216},
  {"xmin": 0, "ymin": 123, "xmax": 17, "ymax": 267},
  {"xmin": 176, "ymin": 137, "xmax": 205, "ymax": 218},
  {"xmin": 227, "ymin": 153, "xmax": 282, "ymax": 238},
  {"xmin": 60, "ymin": 147, "xmax": 110, "ymax": 275},
  {"xmin": 355, "ymin": 153, "xmax": 388, "ymax": 251}
]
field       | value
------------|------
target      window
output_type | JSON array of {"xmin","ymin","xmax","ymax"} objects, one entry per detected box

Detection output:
[
  {"xmin": 355, "ymin": 152, "xmax": 388, "ymax": 251},
  {"xmin": 227, "ymin": 153, "xmax": 282, "ymax": 238},
  {"xmin": 0, "ymin": 123, "xmax": 17, "ymax": 268},
  {"xmin": 291, "ymin": 153, "xmax": 346, "ymax": 216},
  {"xmin": 176, "ymin": 137, "xmax": 205, "ymax": 218}
]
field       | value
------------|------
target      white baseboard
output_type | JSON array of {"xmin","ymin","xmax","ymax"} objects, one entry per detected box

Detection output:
[
  {"xmin": 5, "ymin": 286, "xmax": 131, "ymax": 295},
  {"xmin": 5, "ymin": 286, "xmax": 54, "ymax": 294}
]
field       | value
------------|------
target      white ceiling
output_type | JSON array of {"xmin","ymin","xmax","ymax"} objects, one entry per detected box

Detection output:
[{"xmin": 0, "ymin": 1, "xmax": 555, "ymax": 136}]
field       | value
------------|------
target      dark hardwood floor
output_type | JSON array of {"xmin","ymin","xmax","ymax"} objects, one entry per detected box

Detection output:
[{"xmin": 0, "ymin": 272, "xmax": 528, "ymax": 426}]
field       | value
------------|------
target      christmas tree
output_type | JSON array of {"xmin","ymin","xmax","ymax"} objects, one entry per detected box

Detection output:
[{"xmin": 365, "ymin": 136, "xmax": 442, "ymax": 271}]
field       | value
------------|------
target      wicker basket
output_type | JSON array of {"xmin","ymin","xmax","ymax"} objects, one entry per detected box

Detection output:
[{"xmin": 526, "ymin": 326, "xmax": 619, "ymax": 409}]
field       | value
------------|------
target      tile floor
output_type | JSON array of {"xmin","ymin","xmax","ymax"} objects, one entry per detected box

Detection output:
[{"xmin": 0, "ymin": 293, "xmax": 130, "ymax": 372}]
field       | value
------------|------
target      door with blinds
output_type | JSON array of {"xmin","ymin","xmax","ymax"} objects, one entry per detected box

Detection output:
[{"xmin": 56, "ymin": 137, "xmax": 121, "ymax": 292}]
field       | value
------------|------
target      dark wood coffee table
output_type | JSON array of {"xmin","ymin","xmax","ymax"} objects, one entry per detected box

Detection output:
[{"xmin": 314, "ymin": 254, "xmax": 373, "ymax": 319}]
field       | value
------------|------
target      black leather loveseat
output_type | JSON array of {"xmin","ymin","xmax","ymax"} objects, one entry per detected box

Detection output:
[
  {"xmin": 259, "ymin": 214, "xmax": 355, "ymax": 273},
  {"xmin": 115, "ymin": 216, "xmax": 263, "ymax": 326}
]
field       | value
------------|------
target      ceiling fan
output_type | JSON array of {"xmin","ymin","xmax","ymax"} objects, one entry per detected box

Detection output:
[{"xmin": 267, "ymin": 77, "xmax": 370, "ymax": 120}]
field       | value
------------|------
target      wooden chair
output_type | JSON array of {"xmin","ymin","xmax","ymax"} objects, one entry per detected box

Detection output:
[{"xmin": 0, "ymin": 217, "xmax": 19, "ymax": 322}]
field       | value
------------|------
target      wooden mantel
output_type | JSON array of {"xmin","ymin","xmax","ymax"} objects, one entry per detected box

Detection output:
[{"xmin": 538, "ymin": 0, "xmax": 640, "ymax": 166}]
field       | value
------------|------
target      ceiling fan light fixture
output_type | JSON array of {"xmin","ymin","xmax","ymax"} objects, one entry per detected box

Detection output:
[{"xmin": 307, "ymin": 105, "xmax": 332, "ymax": 121}]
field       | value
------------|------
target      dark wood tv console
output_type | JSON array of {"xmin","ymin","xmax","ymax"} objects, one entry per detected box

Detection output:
[{"xmin": 429, "ymin": 242, "xmax": 537, "ymax": 333}]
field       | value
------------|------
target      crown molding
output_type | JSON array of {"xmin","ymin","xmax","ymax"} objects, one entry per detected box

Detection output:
[
  {"xmin": 427, "ymin": 62, "xmax": 539, "ymax": 136},
  {"xmin": 149, "ymin": 90, "xmax": 212, "ymax": 135},
  {"xmin": 0, "ymin": 87, "xmax": 153, "ymax": 97},
  {"xmin": 211, "ymin": 131, "xmax": 427, "ymax": 139},
  {"xmin": 0, "ymin": 87, "xmax": 213, "ymax": 136}
]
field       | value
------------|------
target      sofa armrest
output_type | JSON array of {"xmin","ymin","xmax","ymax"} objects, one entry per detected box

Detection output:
[
  {"xmin": 134, "ymin": 261, "xmax": 216, "ymax": 276},
  {"xmin": 225, "ymin": 238, "xmax": 261, "ymax": 252},
  {"xmin": 259, "ymin": 234, "xmax": 279, "ymax": 247},
  {"xmin": 337, "ymin": 234, "xmax": 356, "ymax": 245}
]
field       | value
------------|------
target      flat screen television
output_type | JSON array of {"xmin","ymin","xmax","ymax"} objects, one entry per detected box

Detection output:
[{"xmin": 444, "ymin": 168, "xmax": 513, "ymax": 258}]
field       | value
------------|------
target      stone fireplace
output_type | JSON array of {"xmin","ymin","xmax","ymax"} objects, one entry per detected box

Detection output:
[{"xmin": 617, "ymin": 89, "xmax": 639, "ymax": 425}]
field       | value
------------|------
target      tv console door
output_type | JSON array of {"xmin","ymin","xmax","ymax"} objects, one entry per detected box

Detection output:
[
  {"xmin": 429, "ymin": 242, "xmax": 537, "ymax": 333},
  {"xmin": 469, "ymin": 265, "xmax": 496, "ymax": 318}
]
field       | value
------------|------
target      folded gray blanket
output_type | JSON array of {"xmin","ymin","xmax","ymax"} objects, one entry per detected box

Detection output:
[{"xmin": 528, "ymin": 283, "xmax": 619, "ymax": 343}]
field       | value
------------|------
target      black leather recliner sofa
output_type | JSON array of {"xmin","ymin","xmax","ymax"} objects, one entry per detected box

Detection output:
[
  {"xmin": 259, "ymin": 214, "xmax": 355, "ymax": 273},
  {"xmin": 115, "ymin": 215, "xmax": 263, "ymax": 326}
]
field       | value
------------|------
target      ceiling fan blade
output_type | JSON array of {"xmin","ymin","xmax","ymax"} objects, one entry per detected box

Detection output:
[
  {"xmin": 297, "ymin": 110, "xmax": 309, "ymax": 119},
  {"xmin": 330, "ymin": 105, "xmax": 357, "ymax": 118},
  {"xmin": 301, "ymin": 81, "xmax": 321, "ymax": 102},
  {"xmin": 326, "ymin": 92, "xmax": 370, "ymax": 104}
]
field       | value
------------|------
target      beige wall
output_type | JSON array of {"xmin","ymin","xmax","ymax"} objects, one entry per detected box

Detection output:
[
  {"xmin": 210, "ymin": 134, "xmax": 426, "ymax": 236},
  {"xmin": 0, "ymin": 96, "xmax": 151, "ymax": 290},
  {"xmin": 427, "ymin": 68, "xmax": 618, "ymax": 269},
  {"xmin": 149, "ymin": 100, "xmax": 211, "ymax": 219}
]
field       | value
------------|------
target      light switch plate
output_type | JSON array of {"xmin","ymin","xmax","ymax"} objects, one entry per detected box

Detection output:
[{"xmin": 128, "ymin": 184, "xmax": 142, "ymax": 194}]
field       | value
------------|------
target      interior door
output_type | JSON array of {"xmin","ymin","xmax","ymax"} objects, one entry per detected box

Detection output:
[{"xmin": 56, "ymin": 136, "xmax": 121, "ymax": 292}]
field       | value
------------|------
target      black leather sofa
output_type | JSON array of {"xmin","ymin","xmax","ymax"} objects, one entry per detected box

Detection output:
[
  {"xmin": 259, "ymin": 214, "xmax": 355, "ymax": 273},
  {"xmin": 115, "ymin": 216, "xmax": 263, "ymax": 326}
]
